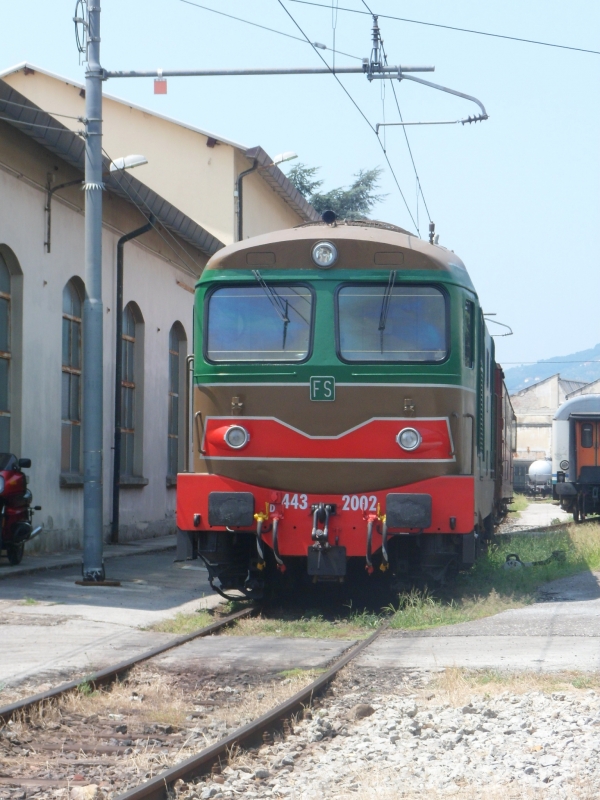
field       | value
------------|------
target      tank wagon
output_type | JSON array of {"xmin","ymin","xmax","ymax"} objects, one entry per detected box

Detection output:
[
  {"xmin": 553, "ymin": 394, "xmax": 600, "ymax": 521},
  {"xmin": 527, "ymin": 459, "xmax": 553, "ymax": 496},
  {"xmin": 176, "ymin": 219, "xmax": 515, "ymax": 598}
]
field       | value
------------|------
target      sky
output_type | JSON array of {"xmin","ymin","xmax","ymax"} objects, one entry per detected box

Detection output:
[{"xmin": 2, "ymin": 0, "xmax": 599, "ymax": 367}]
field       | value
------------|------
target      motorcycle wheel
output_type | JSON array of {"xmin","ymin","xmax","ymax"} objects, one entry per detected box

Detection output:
[{"xmin": 7, "ymin": 543, "xmax": 24, "ymax": 565}]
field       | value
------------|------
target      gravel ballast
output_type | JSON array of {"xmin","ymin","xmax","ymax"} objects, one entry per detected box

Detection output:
[{"xmin": 187, "ymin": 668, "xmax": 600, "ymax": 800}]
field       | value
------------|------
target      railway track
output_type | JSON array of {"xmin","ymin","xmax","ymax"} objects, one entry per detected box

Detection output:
[
  {"xmin": 115, "ymin": 626, "xmax": 385, "ymax": 800},
  {"xmin": 0, "ymin": 612, "xmax": 386, "ymax": 799},
  {"xmin": 0, "ymin": 607, "xmax": 254, "ymax": 725}
]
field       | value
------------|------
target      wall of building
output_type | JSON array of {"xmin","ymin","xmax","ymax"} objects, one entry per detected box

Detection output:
[
  {"xmin": 0, "ymin": 121, "xmax": 205, "ymax": 552},
  {"xmin": 235, "ymin": 151, "xmax": 304, "ymax": 241},
  {"xmin": 2, "ymin": 68, "xmax": 306, "ymax": 246}
]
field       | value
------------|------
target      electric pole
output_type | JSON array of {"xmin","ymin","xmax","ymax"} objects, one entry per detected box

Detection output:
[{"xmin": 82, "ymin": 0, "xmax": 105, "ymax": 581}]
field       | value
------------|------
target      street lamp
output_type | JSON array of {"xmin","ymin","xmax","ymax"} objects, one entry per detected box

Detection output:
[
  {"xmin": 271, "ymin": 151, "xmax": 298, "ymax": 166},
  {"xmin": 109, "ymin": 154, "xmax": 149, "ymax": 172},
  {"xmin": 45, "ymin": 155, "xmax": 149, "ymax": 255}
]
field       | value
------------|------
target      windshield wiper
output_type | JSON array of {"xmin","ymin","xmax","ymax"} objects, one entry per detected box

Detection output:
[
  {"xmin": 252, "ymin": 270, "xmax": 290, "ymax": 350},
  {"xmin": 378, "ymin": 270, "xmax": 397, "ymax": 354}
]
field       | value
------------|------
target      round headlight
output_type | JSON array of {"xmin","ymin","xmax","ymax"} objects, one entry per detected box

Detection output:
[
  {"xmin": 397, "ymin": 427, "xmax": 421, "ymax": 452},
  {"xmin": 312, "ymin": 241, "xmax": 338, "ymax": 269},
  {"xmin": 560, "ymin": 460, "xmax": 569, "ymax": 471},
  {"xmin": 224, "ymin": 425, "xmax": 250, "ymax": 450}
]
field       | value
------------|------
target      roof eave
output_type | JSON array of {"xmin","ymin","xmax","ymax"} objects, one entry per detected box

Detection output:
[
  {"xmin": 0, "ymin": 78, "xmax": 224, "ymax": 258},
  {"xmin": 244, "ymin": 146, "xmax": 320, "ymax": 223}
]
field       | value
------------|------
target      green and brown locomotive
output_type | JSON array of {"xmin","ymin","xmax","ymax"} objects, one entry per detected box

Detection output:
[{"xmin": 176, "ymin": 219, "xmax": 515, "ymax": 598}]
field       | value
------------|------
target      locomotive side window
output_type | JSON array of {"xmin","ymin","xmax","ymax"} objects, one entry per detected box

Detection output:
[
  {"xmin": 336, "ymin": 284, "xmax": 447, "ymax": 362},
  {"xmin": 464, "ymin": 300, "xmax": 474, "ymax": 368},
  {"xmin": 206, "ymin": 285, "xmax": 313, "ymax": 362},
  {"xmin": 581, "ymin": 423, "xmax": 594, "ymax": 448}
]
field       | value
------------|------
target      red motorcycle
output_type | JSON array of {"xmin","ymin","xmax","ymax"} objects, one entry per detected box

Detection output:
[{"xmin": 0, "ymin": 454, "xmax": 42, "ymax": 565}]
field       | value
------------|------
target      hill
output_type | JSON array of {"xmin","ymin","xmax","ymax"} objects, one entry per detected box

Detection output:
[{"xmin": 502, "ymin": 343, "xmax": 600, "ymax": 394}]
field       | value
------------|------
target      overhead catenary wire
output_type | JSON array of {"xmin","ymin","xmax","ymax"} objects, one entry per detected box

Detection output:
[
  {"xmin": 275, "ymin": 0, "xmax": 420, "ymax": 234},
  {"xmin": 179, "ymin": 0, "xmax": 362, "ymax": 60},
  {"xmin": 286, "ymin": 0, "xmax": 600, "ymax": 56},
  {"xmin": 381, "ymin": 42, "xmax": 432, "ymax": 224}
]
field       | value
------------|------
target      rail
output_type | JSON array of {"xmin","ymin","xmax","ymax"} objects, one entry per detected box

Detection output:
[
  {"xmin": 0, "ymin": 607, "xmax": 254, "ymax": 723},
  {"xmin": 115, "ymin": 625, "xmax": 386, "ymax": 800}
]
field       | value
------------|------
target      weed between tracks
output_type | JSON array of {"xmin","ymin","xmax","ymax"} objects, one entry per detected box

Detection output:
[
  {"xmin": 148, "ymin": 608, "xmax": 214, "ymax": 634},
  {"xmin": 507, "ymin": 492, "xmax": 529, "ymax": 515}
]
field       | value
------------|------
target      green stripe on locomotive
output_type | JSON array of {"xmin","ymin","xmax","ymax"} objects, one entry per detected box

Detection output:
[{"xmin": 193, "ymin": 267, "xmax": 480, "ymax": 391}]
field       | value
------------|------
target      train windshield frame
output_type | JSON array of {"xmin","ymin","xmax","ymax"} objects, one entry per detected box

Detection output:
[
  {"xmin": 204, "ymin": 283, "xmax": 315, "ymax": 363},
  {"xmin": 335, "ymin": 282, "xmax": 449, "ymax": 364}
]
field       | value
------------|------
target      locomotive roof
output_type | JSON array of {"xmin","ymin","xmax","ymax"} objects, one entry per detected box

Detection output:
[{"xmin": 203, "ymin": 221, "xmax": 475, "ymax": 290}]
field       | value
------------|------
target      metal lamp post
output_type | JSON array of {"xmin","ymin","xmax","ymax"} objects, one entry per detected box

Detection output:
[{"xmin": 81, "ymin": 0, "xmax": 105, "ymax": 581}]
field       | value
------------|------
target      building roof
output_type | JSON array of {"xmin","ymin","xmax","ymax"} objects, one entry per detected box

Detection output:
[
  {"xmin": 566, "ymin": 377, "xmax": 600, "ymax": 399},
  {"xmin": 0, "ymin": 63, "xmax": 319, "ymax": 225},
  {"xmin": 511, "ymin": 373, "xmax": 588, "ymax": 398},
  {"xmin": 0, "ymin": 77, "xmax": 224, "ymax": 257}
]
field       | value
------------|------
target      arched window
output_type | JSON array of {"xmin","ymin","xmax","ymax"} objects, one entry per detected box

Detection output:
[
  {"xmin": 168, "ymin": 323, "xmax": 187, "ymax": 477},
  {"xmin": 121, "ymin": 303, "xmax": 144, "ymax": 477},
  {"xmin": 61, "ymin": 280, "xmax": 83, "ymax": 473},
  {"xmin": 0, "ymin": 255, "xmax": 10, "ymax": 452}
]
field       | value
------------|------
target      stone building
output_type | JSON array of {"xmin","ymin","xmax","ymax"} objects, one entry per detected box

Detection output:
[
  {"xmin": 511, "ymin": 374, "xmax": 588, "ymax": 461},
  {"xmin": 0, "ymin": 66, "xmax": 316, "ymax": 554}
]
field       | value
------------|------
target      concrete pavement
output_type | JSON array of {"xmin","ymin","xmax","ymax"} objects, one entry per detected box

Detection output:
[
  {"xmin": 0, "ymin": 548, "xmax": 221, "ymax": 689},
  {"xmin": 358, "ymin": 569, "xmax": 600, "ymax": 672},
  {"xmin": 503, "ymin": 500, "xmax": 571, "ymax": 532},
  {"xmin": 0, "ymin": 534, "xmax": 179, "ymax": 580}
]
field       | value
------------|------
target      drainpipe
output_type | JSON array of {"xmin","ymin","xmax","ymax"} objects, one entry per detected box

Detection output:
[
  {"xmin": 111, "ymin": 217, "xmax": 154, "ymax": 544},
  {"xmin": 236, "ymin": 159, "xmax": 258, "ymax": 242}
]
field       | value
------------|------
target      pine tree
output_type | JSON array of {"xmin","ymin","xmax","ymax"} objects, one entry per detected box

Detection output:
[{"xmin": 287, "ymin": 164, "xmax": 385, "ymax": 220}]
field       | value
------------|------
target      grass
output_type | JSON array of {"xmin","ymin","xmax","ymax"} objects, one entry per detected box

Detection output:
[
  {"xmin": 20, "ymin": 597, "xmax": 39, "ymax": 605},
  {"xmin": 507, "ymin": 492, "xmax": 529, "ymax": 514},
  {"xmin": 431, "ymin": 665, "xmax": 600, "ymax": 705},
  {"xmin": 148, "ymin": 608, "xmax": 214, "ymax": 634},
  {"xmin": 228, "ymin": 607, "xmax": 382, "ymax": 639},
  {"xmin": 387, "ymin": 587, "xmax": 523, "ymax": 631},
  {"xmin": 388, "ymin": 521, "xmax": 600, "ymax": 631}
]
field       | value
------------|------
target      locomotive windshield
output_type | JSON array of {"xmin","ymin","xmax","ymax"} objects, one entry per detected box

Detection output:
[
  {"xmin": 206, "ymin": 284, "xmax": 313, "ymax": 362},
  {"xmin": 337, "ymin": 284, "xmax": 447, "ymax": 362}
]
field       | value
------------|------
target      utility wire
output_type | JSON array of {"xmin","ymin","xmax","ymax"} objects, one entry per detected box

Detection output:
[
  {"xmin": 286, "ymin": 0, "xmax": 600, "ymax": 56},
  {"xmin": 0, "ymin": 114, "xmax": 83, "ymax": 134},
  {"xmin": 276, "ymin": 0, "xmax": 419, "ymax": 233},
  {"xmin": 503, "ymin": 361, "xmax": 600, "ymax": 365},
  {"xmin": 179, "ymin": 0, "xmax": 362, "ymax": 60},
  {"xmin": 0, "ymin": 98, "xmax": 83, "ymax": 120}
]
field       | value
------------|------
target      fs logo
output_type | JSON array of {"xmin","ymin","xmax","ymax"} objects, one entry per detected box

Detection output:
[{"xmin": 310, "ymin": 376, "xmax": 335, "ymax": 401}]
